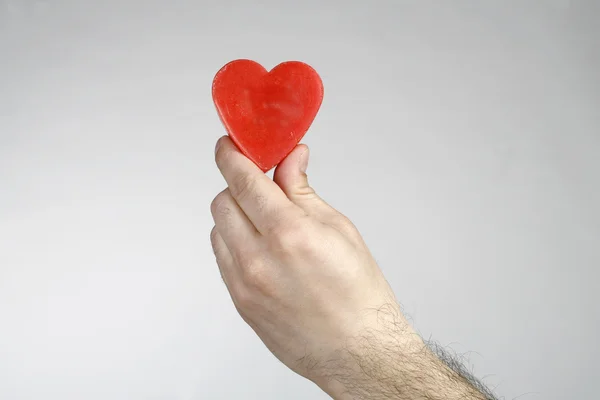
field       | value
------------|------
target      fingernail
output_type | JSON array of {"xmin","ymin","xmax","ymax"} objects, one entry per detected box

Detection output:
[
  {"xmin": 215, "ymin": 137, "xmax": 223, "ymax": 155},
  {"xmin": 299, "ymin": 148, "xmax": 309, "ymax": 173}
]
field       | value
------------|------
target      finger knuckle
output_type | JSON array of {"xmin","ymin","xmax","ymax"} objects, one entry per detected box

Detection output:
[
  {"xmin": 210, "ymin": 227, "xmax": 219, "ymax": 249},
  {"xmin": 211, "ymin": 191, "xmax": 233, "ymax": 219},
  {"xmin": 332, "ymin": 213, "xmax": 361, "ymax": 239},
  {"xmin": 269, "ymin": 219, "xmax": 311, "ymax": 252},
  {"xmin": 235, "ymin": 253, "xmax": 274, "ymax": 296},
  {"xmin": 241, "ymin": 259, "xmax": 269, "ymax": 288},
  {"xmin": 232, "ymin": 285, "xmax": 254, "ymax": 310},
  {"xmin": 295, "ymin": 184, "xmax": 316, "ymax": 198},
  {"xmin": 231, "ymin": 173, "xmax": 258, "ymax": 202}
]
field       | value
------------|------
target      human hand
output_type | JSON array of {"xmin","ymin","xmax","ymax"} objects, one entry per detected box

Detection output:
[
  {"xmin": 210, "ymin": 137, "xmax": 413, "ymax": 383},
  {"xmin": 210, "ymin": 137, "xmax": 490, "ymax": 400}
]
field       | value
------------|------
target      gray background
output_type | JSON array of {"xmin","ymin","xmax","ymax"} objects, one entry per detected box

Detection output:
[{"xmin": 1, "ymin": 1, "xmax": 598, "ymax": 399}]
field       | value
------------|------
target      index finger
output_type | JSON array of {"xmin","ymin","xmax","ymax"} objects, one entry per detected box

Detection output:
[{"xmin": 214, "ymin": 136, "xmax": 303, "ymax": 234}]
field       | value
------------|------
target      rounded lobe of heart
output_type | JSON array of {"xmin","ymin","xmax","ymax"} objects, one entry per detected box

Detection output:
[{"xmin": 212, "ymin": 59, "xmax": 324, "ymax": 172}]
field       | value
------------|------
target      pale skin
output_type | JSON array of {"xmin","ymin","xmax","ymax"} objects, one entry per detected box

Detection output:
[{"xmin": 210, "ymin": 136, "xmax": 495, "ymax": 400}]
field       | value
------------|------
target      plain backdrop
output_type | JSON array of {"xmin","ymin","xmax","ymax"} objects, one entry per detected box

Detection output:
[{"xmin": 1, "ymin": 1, "xmax": 599, "ymax": 399}]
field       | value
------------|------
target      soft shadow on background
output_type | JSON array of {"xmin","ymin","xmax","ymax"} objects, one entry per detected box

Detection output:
[{"xmin": 1, "ymin": 1, "xmax": 598, "ymax": 399}]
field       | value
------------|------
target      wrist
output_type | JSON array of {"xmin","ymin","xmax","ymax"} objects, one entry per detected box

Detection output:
[
  {"xmin": 312, "ymin": 310, "xmax": 489, "ymax": 400},
  {"xmin": 311, "ymin": 305, "xmax": 425, "ymax": 399}
]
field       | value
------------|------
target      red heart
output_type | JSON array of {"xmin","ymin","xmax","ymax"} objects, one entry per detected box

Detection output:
[{"xmin": 212, "ymin": 60, "xmax": 324, "ymax": 172}]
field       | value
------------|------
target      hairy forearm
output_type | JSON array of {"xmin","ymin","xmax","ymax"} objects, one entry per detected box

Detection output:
[{"xmin": 315, "ymin": 307, "xmax": 497, "ymax": 400}]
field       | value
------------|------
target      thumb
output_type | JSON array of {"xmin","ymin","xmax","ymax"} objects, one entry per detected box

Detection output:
[{"xmin": 273, "ymin": 145, "xmax": 326, "ymax": 213}]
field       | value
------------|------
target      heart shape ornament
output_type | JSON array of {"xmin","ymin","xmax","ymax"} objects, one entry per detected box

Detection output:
[{"xmin": 212, "ymin": 59, "xmax": 324, "ymax": 172}]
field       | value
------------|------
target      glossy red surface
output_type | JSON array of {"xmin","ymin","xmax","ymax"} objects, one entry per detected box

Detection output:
[{"xmin": 212, "ymin": 59, "xmax": 324, "ymax": 172}]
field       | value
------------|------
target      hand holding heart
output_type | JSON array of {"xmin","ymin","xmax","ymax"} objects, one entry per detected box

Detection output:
[
  {"xmin": 209, "ymin": 61, "xmax": 490, "ymax": 400},
  {"xmin": 210, "ymin": 135, "xmax": 414, "ymax": 396},
  {"xmin": 210, "ymin": 60, "xmax": 411, "ymax": 395}
]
